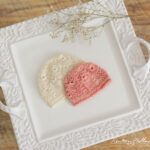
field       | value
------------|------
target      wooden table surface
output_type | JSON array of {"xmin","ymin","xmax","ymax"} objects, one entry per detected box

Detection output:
[{"xmin": 0, "ymin": 0, "xmax": 150, "ymax": 150}]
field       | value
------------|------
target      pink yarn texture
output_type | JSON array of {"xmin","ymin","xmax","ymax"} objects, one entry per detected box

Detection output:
[{"xmin": 64, "ymin": 63, "xmax": 111, "ymax": 105}]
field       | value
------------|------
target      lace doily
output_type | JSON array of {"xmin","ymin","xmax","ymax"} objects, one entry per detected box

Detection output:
[
  {"xmin": 64, "ymin": 63, "xmax": 111, "ymax": 105},
  {"xmin": 38, "ymin": 53, "xmax": 82, "ymax": 107}
]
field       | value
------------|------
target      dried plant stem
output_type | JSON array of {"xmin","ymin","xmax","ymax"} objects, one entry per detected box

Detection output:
[{"xmin": 49, "ymin": 1, "xmax": 128, "ymax": 42}]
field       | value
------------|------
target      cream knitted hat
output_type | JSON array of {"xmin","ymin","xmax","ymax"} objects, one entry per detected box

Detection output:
[{"xmin": 38, "ymin": 53, "xmax": 82, "ymax": 107}]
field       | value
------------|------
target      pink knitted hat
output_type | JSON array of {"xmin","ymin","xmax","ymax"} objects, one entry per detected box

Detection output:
[{"xmin": 64, "ymin": 63, "xmax": 111, "ymax": 105}]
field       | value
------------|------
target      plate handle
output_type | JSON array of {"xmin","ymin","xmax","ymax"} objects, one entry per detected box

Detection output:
[
  {"xmin": 0, "ymin": 71, "xmax": 23, "ymax": 119},
  {"xmin": 0, "ymin": 100, "xmax": 23, "ymax": 119},
  {"xmin": 126, "ymin": 37, "xmax": 150, "ymax": 82}
]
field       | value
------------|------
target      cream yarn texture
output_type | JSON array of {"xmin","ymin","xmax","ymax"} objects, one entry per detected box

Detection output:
[{"xmin": 38, "ymin": 53, "xmax": 82, "ymax": 107}]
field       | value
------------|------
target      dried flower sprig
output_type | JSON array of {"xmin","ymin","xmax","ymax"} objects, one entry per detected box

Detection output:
[{"xmin": 49, "ymin": 0, "xmax": 128, "ymax": 42}]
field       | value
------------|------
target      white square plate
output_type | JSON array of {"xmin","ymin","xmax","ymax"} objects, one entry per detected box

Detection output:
[
  {"xmin": 0, "ymin": 0, "xmax": 150, "ymax": 150},
  {"xmin": 11, "ymin": 23, "xmax": 141, "ymax": 141}
]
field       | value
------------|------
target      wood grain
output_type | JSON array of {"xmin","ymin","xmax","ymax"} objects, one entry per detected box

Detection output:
[{"xmin": 0, "ymin": 0, "xmax": 150, "ymax": 150}]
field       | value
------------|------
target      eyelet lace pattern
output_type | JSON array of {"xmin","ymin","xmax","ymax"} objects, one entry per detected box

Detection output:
[
  {"xmin": 38, "ymin": 53, "xmax": 82, "ymax": 107},
  {"xmin": 64, "ymin": 63, "xmax": 111, "ymax": 105}
]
